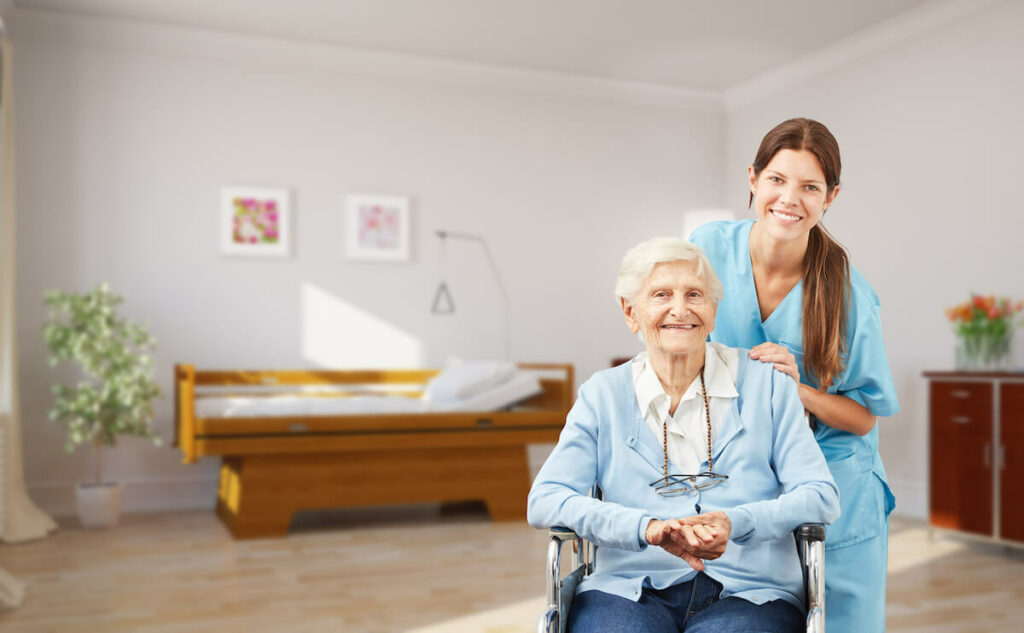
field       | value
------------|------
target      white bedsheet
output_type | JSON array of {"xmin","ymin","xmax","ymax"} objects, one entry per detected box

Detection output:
[{"xmin": 194, "ymin": 372, "xmax": 542, "ymax": 418}]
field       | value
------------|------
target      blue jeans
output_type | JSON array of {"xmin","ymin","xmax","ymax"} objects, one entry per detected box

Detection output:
[{"xmin": 567, "ymin": 572, "xmax": 803, "ymax": 633}]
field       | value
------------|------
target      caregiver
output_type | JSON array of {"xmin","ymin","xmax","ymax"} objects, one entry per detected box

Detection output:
[{"xmin": 690, "ymin": 117, "xmax": 898, "ymax": 633}]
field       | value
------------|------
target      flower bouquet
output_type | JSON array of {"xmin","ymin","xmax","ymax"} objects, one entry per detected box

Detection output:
[{"xmin": 945, "ymin": 294, "xmax": 1023, "ymax": 371}]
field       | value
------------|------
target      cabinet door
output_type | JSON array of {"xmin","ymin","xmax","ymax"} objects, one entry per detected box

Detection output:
[
  {"xmin": 1000, "ymin": 382, "xmax": 1024, "ymax": 543},
  {"xmin": 930, "ymin": 381, "xmax": 992, "ymax": 535}
]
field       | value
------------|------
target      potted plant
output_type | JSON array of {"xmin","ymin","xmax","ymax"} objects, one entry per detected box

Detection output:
[
  {"xmin": 945, "ymin": 294, "xmax": 1023, "ymax": 370},
  {"xmin": 42, "ymin": 282, "xmax": 161, "ymax": 528}
]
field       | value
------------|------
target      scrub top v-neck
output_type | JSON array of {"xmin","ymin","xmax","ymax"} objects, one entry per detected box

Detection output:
[
  {"xmin": 697, "ymin": 220, "xmax": 808, "ymax": 381},
  {"xmin": 740, "ymin": 223, "xmax": 804, "ymax": 356}
]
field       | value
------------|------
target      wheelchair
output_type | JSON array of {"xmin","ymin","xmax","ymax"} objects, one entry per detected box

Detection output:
[{"xmin": 537, "ymin": 522, "xmax": 826, "ymax": 633}]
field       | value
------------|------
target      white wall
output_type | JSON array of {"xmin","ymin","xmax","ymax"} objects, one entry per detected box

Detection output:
[
  {"xmin": 10, "ymin": 11, "xmax": 725, "ymax": 515},
  {"xmin": 724, "ymin": 0, "xmax": 1024, "ymax": 518}
]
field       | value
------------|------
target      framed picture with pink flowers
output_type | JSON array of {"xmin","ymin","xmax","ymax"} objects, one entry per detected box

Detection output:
[
  {"xmin": 220, "ymin": 187, "xmax": 291, "ymax": 257},
  {"xmin": 344, "ymin": 194, "xmax": 411, "ymax": 262}
]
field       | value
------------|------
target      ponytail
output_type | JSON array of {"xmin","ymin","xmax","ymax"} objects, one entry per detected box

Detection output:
[{"xmin": 802, "ymin": 224, "xmax": 849, "ymax": 390}]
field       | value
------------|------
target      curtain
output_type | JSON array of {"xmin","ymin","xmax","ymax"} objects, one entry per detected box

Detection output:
[{"xmin": 1, "ymin": 34, "xmax": 56, "ymax": 610}]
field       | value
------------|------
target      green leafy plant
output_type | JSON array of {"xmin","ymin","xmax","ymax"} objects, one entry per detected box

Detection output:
[{"xmin": 42, "ymin": 283, "xmax": 161, "ymax": 484}]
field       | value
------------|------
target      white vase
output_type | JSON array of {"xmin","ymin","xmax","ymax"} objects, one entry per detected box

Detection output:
[{"xmin": 75, "ymin": 482, "xmax": 122, "ymax": 528}]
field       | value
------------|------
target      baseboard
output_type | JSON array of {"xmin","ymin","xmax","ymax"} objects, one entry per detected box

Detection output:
[
  {"xmin": 28, "ymin": 446, "xmax": 557, "ymax": 519},
  {"xmin": 28, "ymin": 477, "xmax": 217, "ymax": 519}
]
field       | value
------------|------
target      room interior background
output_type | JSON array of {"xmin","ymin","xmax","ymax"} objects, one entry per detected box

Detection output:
[{"xmin": 5, "ymin": 0, "xmax": 1023, "ymax": 522}]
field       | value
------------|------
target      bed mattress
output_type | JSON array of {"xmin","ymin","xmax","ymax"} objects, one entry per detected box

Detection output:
[{"xmin": 193, "ymin": 372, "xmax": 543, "ymax": 418}]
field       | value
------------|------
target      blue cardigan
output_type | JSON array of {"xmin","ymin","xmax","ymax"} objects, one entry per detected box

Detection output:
[{"xmin": 527, "ymin": 355, "xmax": 839, "ymax": 610}]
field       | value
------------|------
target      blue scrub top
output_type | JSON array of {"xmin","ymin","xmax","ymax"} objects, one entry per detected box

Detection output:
[{"xmin": 691, "ymin": 219, "xmax": 899, "ymax": 548}]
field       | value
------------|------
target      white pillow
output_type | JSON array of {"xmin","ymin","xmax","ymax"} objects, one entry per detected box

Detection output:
[{"xmin": 423, "ymin": 359, "xmax": 516, "ymax": 402}]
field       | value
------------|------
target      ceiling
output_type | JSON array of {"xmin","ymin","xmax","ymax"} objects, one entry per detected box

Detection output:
[{"xmin": 12, "ymin": 0, "xmax": 940, "ymax": 91}]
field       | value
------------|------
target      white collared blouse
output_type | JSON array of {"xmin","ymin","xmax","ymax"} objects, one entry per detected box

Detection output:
[{"xmin": 631, "ymin": 342, "xmax": 739, "ymax": 476}]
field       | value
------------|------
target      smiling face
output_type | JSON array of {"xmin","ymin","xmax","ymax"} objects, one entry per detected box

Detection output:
[
  {"xmin": 622, "ymin": 260, "xmax": 716, "ymax": 361},
  {"xmin": 749, "ymin": 148, "xmax": 839, "ymax": 244}
]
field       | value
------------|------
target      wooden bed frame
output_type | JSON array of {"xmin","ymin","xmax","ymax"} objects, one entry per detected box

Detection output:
[{"xmin": 174, "ymin": 363, "xmax": 573, "ymax": 539}]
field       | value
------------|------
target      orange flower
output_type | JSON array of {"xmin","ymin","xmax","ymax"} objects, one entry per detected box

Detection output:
[{"xmin": 947, "ymin": 295, "xmax": 1021, "ymax": 324}]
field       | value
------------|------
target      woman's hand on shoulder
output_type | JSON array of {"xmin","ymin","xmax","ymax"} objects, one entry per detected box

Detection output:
[{"xmin": 749, "ymin": 343, "xmax": 799, "ymax": 382}]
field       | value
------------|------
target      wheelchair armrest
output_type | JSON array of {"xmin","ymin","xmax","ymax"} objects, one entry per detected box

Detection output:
[
  {"xmin": 795, "ymin": 522, "xmax": 825, "ymax": 542},
  {"xmin": 794, "ymin": 523, "xmax": 826, "ymax": 633},
  {"xmin": 540, "ymin": 527, "xmax": 592, "ymax": 633},
  {"xmin": 549, "ymin": 526, "xmax": 578, "ymax": 540}
]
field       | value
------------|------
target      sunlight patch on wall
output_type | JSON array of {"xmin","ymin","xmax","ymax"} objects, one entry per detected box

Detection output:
[{"xmin": 301, "ymin": 282, "xmax": 425, "ymax": 368}]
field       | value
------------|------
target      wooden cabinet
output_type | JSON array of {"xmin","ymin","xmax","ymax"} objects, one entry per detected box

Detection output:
[
  {"xmin": 925, "ymin": 372, "xmax": 1024, "ymax": 545},
  {"xmin": 1000, "ymin": 382, "xmax": 1024, "ymax": 542}
]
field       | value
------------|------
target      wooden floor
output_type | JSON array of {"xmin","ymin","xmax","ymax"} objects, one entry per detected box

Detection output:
[{"xmin": 0, "ymin": 506, "xmax": 1022, "ymax": 632}]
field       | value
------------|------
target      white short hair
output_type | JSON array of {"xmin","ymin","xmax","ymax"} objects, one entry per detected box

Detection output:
[{"xmin": 614, "ymin": 237, "xmax": 724, "ymax": 306}]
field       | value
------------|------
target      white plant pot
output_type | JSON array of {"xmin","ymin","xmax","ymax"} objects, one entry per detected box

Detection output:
[{"xmin": 75, "ymin": 482, "xmax": 122, "ymax": 528}]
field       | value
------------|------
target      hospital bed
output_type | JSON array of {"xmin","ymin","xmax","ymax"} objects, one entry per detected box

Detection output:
[{"xmin": 174, "ymin": 361, "xmax": 573, "ymax": 539}]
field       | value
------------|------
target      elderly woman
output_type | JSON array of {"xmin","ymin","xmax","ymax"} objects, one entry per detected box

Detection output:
[{"xmin": 527, "ymin": 237, "xmax": 839, "ymax": 633}]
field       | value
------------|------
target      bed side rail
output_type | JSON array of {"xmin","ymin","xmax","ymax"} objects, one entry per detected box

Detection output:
[
  {"xmin": 191, "ymin": 369, "xmax": 440, "ymax": 387},
  {"xmin": 188, "ymin": 364, "xmax": 574, "ymax": 409}
]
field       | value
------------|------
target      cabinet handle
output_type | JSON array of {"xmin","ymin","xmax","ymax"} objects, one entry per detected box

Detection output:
[
  {"xmin": 950, "ymin": 416, "xmax": 971, "ymax": 424},
  {"xmin": 984, "ymin": 443, "xmax": 991, "ymax": 469},
  {"xmin": 951, "ymin": 389, "xmax": 971, "ymax": 398}
]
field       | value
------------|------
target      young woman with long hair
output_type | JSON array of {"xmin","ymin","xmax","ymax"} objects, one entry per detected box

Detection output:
[{"xmin": 690, "ymin": 118, "xmax": 898, "ymax": 633}]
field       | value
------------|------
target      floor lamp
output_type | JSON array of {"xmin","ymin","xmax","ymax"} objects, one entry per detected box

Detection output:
[{"xmin": 431, "ymin": 230, "xmax": 509, "ymax": 360}]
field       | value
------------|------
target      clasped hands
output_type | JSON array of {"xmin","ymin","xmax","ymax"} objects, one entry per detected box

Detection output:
[{"xmin": 645, "ymin": 511, "xmax": 731, "ymax": 571}]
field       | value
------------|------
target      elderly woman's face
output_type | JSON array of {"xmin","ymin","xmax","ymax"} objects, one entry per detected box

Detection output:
[{"xmin": 623, "ymin": 260, "xmax": 716, "ymax": 359}]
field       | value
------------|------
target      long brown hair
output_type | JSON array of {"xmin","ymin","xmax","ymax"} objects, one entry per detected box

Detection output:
[{"xmin": 750, "ymin": 118, "xmax": 849, "ymax": 391}]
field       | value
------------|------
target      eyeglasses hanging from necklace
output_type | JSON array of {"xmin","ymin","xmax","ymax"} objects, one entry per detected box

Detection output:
[{"xmin": 649, "ymin": 368, "xmax": 729, "ymax": 497}]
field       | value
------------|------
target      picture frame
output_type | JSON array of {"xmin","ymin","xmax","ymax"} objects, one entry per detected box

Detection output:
[
  {"xmin": 220, "ymin": 186, "xmax": 291, "ymax": 257},
  {"xmin": 344, "ymin": 194, "xmax": 411, "ymax": 262}
]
